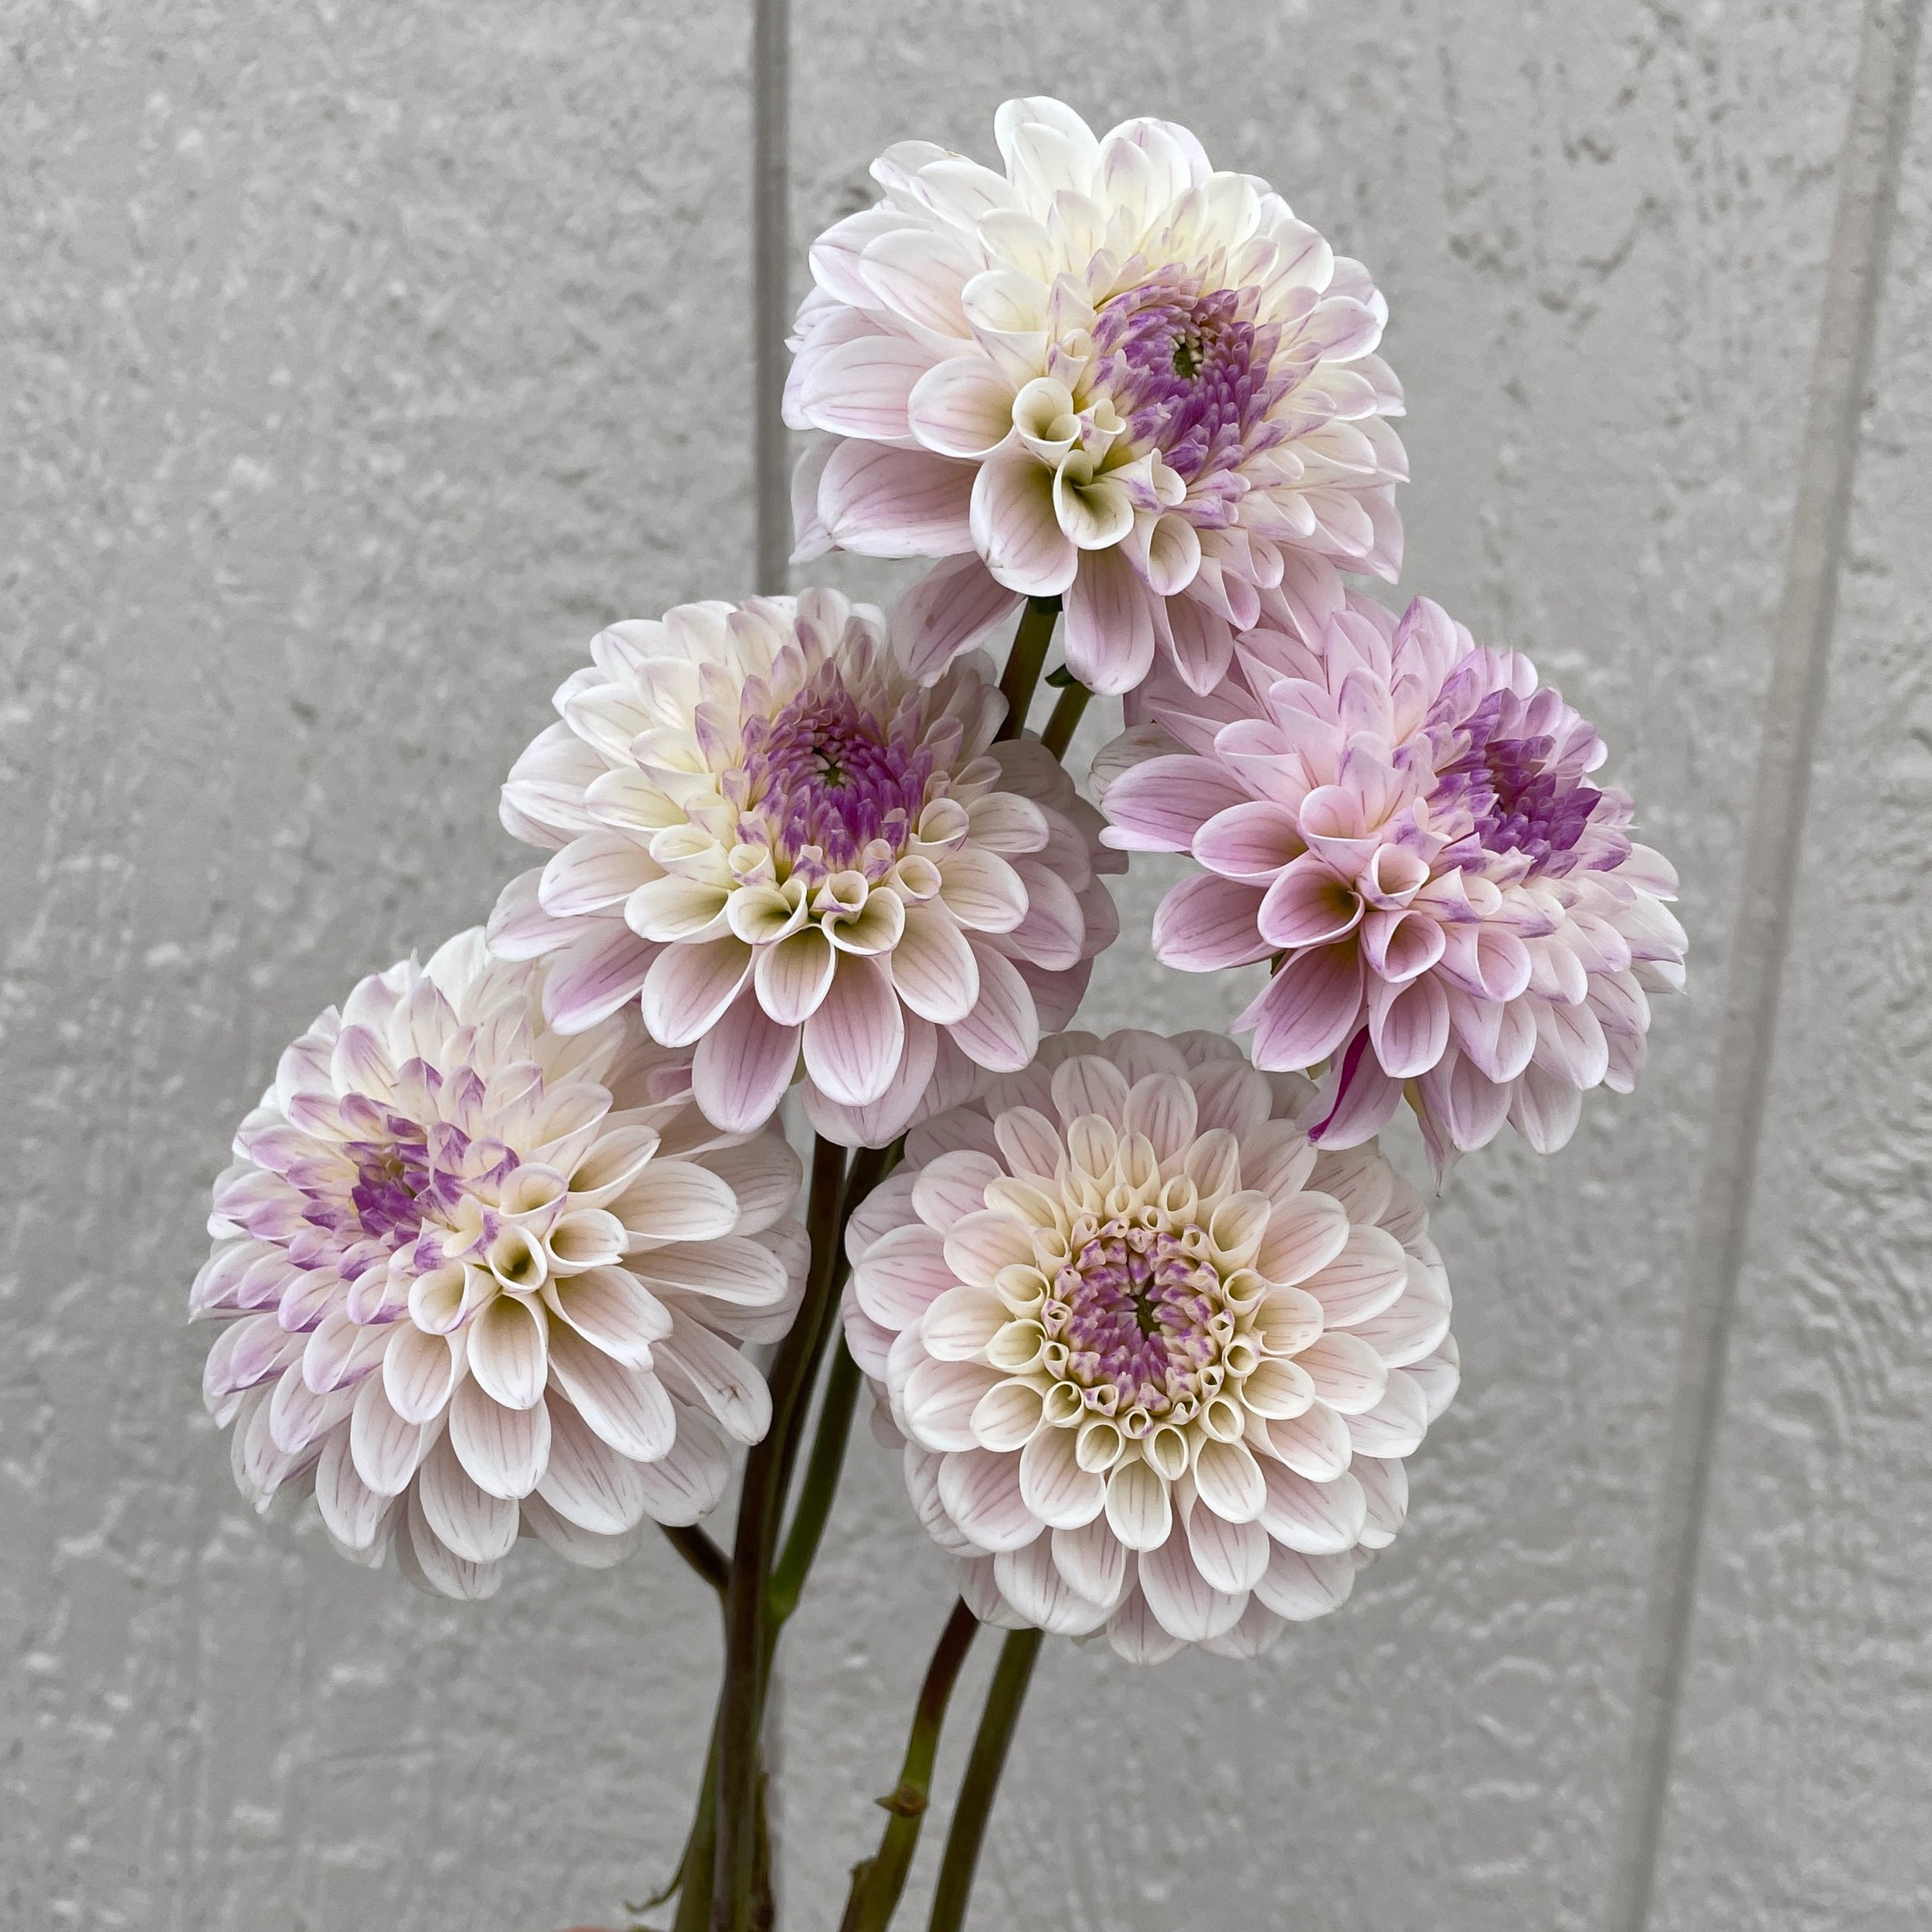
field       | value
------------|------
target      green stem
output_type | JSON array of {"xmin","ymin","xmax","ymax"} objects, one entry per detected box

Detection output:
[
  {"xmin": 661, "ymin": 1522, "xmax": 730, "ymax": 1597},
  {"xmin": 668, "ymin": 1709, "xmax": 723, "ymax": 1932},
  {"xmin": 1039, "ymin": 678, "xmax": 1090, "ymax": 760},
  {"xmin": 838, "ymin": 1600, "xmax": 981, "ymax": 1932},
  {"xmin": 925, "ymin": 1628, "xmax": 1043, "ymax": 1932},
  {"xmin": 767, "ymin": 1338, "xmax": 863, "ymax": 1626},
  {"xmin": 713, "ymin": 1137, "xmax": 848, "ymax": 1930},
  {"xmin": 993, "ymin": 598, "xmax": 1060, "ymax": 742}
]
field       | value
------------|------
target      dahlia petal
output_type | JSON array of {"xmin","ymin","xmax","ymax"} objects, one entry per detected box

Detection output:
[
  {"xmin": 520, "ymin": 1492, "xmax": 641, "ymax": 1569},
  {"xmin": 1256, "ymin": 855, "xmax": 1364, "ymax": 949},
  {"xmin": 536, "ymin": 1397, "xmax": 650, "ymax": 1535},
  {"xmin": 1253, "ymin": 1544, "xmax": 1355, "ymax": 1621},
  {"xmin": 638, "ymin": 1239, "xmax": 792, "ymax": 1312},
  {"xmin": 629, "ymin": 1410, "xmax": 731, "ymax": 1526},
  {"xmin": 1509, "ymin": 1060, "xmax": 1584, "ymax": 1155},
  {"xmin": 383, "ymin": 1325, "xmax": 462, "ymax": 1427},
  {"xmin": 418, "ymin": 1430, "xmax": 519, "ymax": 1564},
  {"xmin": 905, "ymin": 1357, "xmax": 1005, "ymax": 1451},
  {"xmin": 1050, "ymin": 1515, "xmax": 1130, "ymax": 1609},
  {"xmin": 1532, "ymin": 995, "xmax": 1611, "ymax": 1091},
  {"xmin": 1152, "ymin": 874, "xmax": 1272, "ymax": 971},
  {"xmin": 1104, "ymin": 1458, "xmax": 1172, "ymax": 1551},
  {"xmin": 1265, "ymin": 1400, "xmax": 1354, "ymax": 1481},
  {"xmin": 1063, "ymin": 546, "xmax": 1157, "ymax": 696},
  {"xmin": 938, "ymin": 848, "xmax": 1028, "ymax": 933},
  {"xmin": 937, "ymin": 1446, "xmax": 1039, "ymax": 1552},
  {"xmin": 1192, "ymin": 1437, "xmax": 1267, "ymax": 1525},
  {"xmin": 1407, "ymin": 1340, "xmax": 1461, "ymax": 1423},
  {"xmin": 401, "ymin": 1488, "xmax": 502, "ymax": 1603},
  {"xmin": 1350, "ymin": 1266, "xmax": 1453, "ymax": 1369},
  {"xmin": 1019, "ymin": 1424, "xmax": 1106, "ymax": 1528},
  {"xmin": 610, "ymin": 1159, "xmax": 739, "ymax": 1243},
  {"xmin": 891, "ymin": 554, "xmax": 1022, "ymax": 682},
  {"xmin": 1243, "ymin": 946, "xmax": 1366, "ymax": 1069},
  {"xmin": 626, "ymin": 875, "xmax": 731, "ymax": 944},
  {"xmin": 1344, "ymin": 1369, "xmax": 1429, "ymax": 1458},
  {"xmin": 950, "ymin": 944, "xmax": 1039, "ymax": 1074},
  {"xmin": 1416, "ymin": 1052, "xmax": 1512, "ymax": 1154},
  {"xmin": 546, "ymin": 1325, "xmax": 675, "ymax": 1465},
  {"xmin": 753, "ymin": 928, "xmax": 836, "ymax": 1026},
  {"xmin": 691, "ymin": 995, "xmax": 800, "ymax": 1134},
  {"xmin": 970, "ymin": 447, "xmax": 1078, "ymax": 597},
  {"xmin": 906, "ymin": 355, "xmax": 1018, "ymax": 458},
  {"xmin": 798, "ymin": 333, "xmax": 933, "ymax": 442},
  {"xmin": 803, "ymin": 954, "xmax": 904, "ymax": 1107},
  {"xmin": 315, "ymin": 1430, "xmax": 391, "ymax": 1552},
  {"xmin": 1099, "ymin": 757, "xmax": 1249, "ymax": 857},
  {"xmin": 1305, "ymin": 1038, "xmax": 1405, "ymax": 1148},
  {"xmin": 1185, "ymin": 1495, "xmax": 1270, "ymax": 1592},
  {"xmin": 819, "ymin": 440, "xmax": 977, "ymax": 559},
  {"xmin": 1352, "ymin": 1455, "xmax": 1409, "ymax": 1549},
  {"xmin": 543, "ymin": 928, "xmax": 660, "ymax": 1033},
  {"xmin": 641, "ymin": 937, "xmax": 754, "ymax": 1049},
  {"xmin": 890, "ymin": 903, "xmax": 981, "ymax": 1024},
  {"xmin": 1302, "ymin": 1226, "xmax": 1410, "ymax": 1327},
  {"xmin": 348, "ymin": 1373, "xmax": 432, "ymax": 1498},
  {"xmin": 920, "ymin": 1285, "xmax": 1009, "ymax": 1362},
  {"xmin": 910, "ymin": 1150, "xmax": 1002, "ymax": 1233},
  {"xmin": 1104, "ymin": 1584, "xmax": 1187, "ymax": 1663},
  {"xmin": 1139, "ymin": 1527, "xmax": 1244, "ymax": 1642},
  {"xmin": 550, "ymin": 1267, "xmax": 672, "ymax": 1369},
  {"xmin": 655, "ymin": 1307, "xmax": 772, "ymax": 1447},
  {"xmin": 1192, "ymin": 802, "xmax": 1303, "ymax": 886},
  {"xmin": 695, "ymin": 1137, "xmax": 804, "ymax": 1237},
  {"xmin": 467, "ymin": 1294, "xmax": 549, "ymax": 1411},
  {"xmin": 1162, "ymin": 593, "xmax": 1236, "ymax": 696},
  {"xmin": 540, "ymin": 832, "xmax": 662, "ymax": 920},
  {"xmin": 1300, "ymin": 1332, "xmax": 1390, "ymax": 1415}
]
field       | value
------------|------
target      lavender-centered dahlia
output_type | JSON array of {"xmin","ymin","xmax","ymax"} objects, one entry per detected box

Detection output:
[
  {"xmin": 489, "ymin": 590, "xmax": 1120, "ymax": 1148},
  {"xmin": 787, "ymin": 95, "xmax": 1404, "ymax": 696},
  {"xmin": 1095, "ymin": 596, "xmax": 1688, "ymax": 1172},
  {"xmin": 842, "ymin": 1030, "xmax": 1458, "ymax": 1661},
  {"xmin": 193, "ymin": 930, "xmax": 807, "ymax": 1600}
]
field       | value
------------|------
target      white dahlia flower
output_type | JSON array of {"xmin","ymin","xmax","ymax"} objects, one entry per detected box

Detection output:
[
  {"xmin": 787, "ymin": 95, "xmax": 1405, "ymax": 695},
  {"xmin": 842, "ymin": 1030, "xmax": 1458, "ymax": 1661},
  {"xmin": 489, "ymin": 589, "xmax": 1120, "ymax": 1148},
  {"xmin": 1097, "ymin": 594, "xmax": 1688, "ymax": 1173},
  {"xmin": 192, "ymin": 930, "xmax": 807, "ymax": 1600}
]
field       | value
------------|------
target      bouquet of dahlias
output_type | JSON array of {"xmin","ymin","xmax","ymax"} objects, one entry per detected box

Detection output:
[{"xmin": 189, "ymin": 98, "xmax": 1685, "ymax": 1931}]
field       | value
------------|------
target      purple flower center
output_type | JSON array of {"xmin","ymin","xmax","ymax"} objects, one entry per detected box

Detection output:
[
  {"xmin": 737, "ymin": 675, "xmax": 935, "ymax": 873},
  {"xmin": 348, "ymin": 1131, "xmax": 432, "ymax": 1243},
  {"xmin": 1430, "ymin": 691, "xmax": 1606, "ymax": 878},
  {"xmin": 1055, "ymin": 1227, "xmax": 1223, "ymax": 1427},
  {"xmin": 1092, "ymin": 272, "xmax": 1288, "ymax": 488}
]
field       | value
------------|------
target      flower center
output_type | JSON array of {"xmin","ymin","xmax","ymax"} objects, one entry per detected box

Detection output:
[
  {"xmin": 1053, "ymin": 1226, "xmax": 1224, "ymax": 1430},
  {"xmin": 1432, "ymin": 692, "xmax": 1605, "ymax": 878},
  {"xmin": 736, "ymin": 675, "xmax": 935, "ymax": 874},
  {"xmin": 1091, "ymin": 273, "xmax": 1287, "ymax": 486},
  {"xmin": 345, "ymin": 1128, "xmax": 434, "ymax": 1243}
]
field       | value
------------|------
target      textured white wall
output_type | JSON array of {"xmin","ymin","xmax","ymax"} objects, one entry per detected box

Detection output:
[{"xmin": 2, "ymin": 4, "xmax": 1923, "ymax": 1930}]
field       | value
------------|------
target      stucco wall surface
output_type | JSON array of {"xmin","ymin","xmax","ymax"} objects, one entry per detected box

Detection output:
[{"xmin": 1, "ymin": 3, "xmax": 1923, "ymax": 1930}]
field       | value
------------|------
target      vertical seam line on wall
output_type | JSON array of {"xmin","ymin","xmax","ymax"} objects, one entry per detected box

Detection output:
[
  {"xmin": 1607, "ymin": 5, "xmax": 1926, "ymax": 1930},
  {"xmin": 753, "ymin": 0, "xmax": 792, "ymax": 594}
]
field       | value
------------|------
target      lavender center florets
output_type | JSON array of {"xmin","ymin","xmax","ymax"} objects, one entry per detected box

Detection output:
[
  {"xmin": 1430, "ymin": 690, "xmax": 1606, "ymax": 879},
  {"xmin": 1092, "ymin": 273, "xmax": 1288, "ymax": 488},
  {"xmin": 737, "ymin": 679, "xmax": 936, "ymax": 873},
  {"xmin": 1053, "ymin": 1227, "xmax": 1223, "ymax": 1428}
]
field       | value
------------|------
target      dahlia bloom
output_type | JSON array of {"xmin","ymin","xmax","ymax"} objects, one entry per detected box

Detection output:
[
  {"xmin": 192, "ymin": 931, "xmax": 806, "ymax": 1600},
  {"xmin": 489, "ymin": 590, "xmax": 1119, "ymax": 1148},
  {"xmin": 842, "ymin": 1030, "xmax": 1458, "ymax": 1661},
  {"xmin": 787, "ymin": 95, "xmax": 1404, "ymax": 696},
  {"xmin": 1096, "ymin": 596, "xmax": 1688, "ymax": 1171}
]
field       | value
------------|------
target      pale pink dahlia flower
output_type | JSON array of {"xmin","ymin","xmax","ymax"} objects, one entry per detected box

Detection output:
[
  {"xmin": 787, "ymin": 95, "xmax": 1404, "ymax": 695},
  {"xmin": 193, "ymin": 930, "xmax": 807, "ymax": 1600},
  {"xmin": 1096, "ymin": 596, "xmax": 1688, "ymax": 1172},
  {"xmin": 489, "ymin": 590, "xmax": 1119, "ymax": 1148},
  {"xmin": 842, "ymin": 1030, "xmax": 1458, "ymax": 1662}
]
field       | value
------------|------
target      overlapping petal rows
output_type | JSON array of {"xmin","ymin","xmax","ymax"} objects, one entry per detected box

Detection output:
[
  {"xmin": 787, "ymin": 95, "xmax": 1405, "ymax": 697},
  {"xmin": 1096, "ymin": 595, "xmax": 1689, "ymax": 1174},
  {"xmin": 488, "ymin": 588, "xmax": 1119, "ymax": 1148},
  {"xmin": 841, "ymin": 1029, "xmax": 1458, "ymax": 1661},
  {"xmin": 192, "ymin": 930, "xmax": 807, "ymax": 1600}
]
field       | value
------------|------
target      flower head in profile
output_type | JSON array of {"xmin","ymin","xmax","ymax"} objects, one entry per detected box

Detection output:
[
  {"xmin": 787, "ymin": 96, "xmax": 1404, "ymax": 696},
  {"xmin": 842, "ymin": 1030, "xmax": 1457, "ymax": 1660},
  {"xmin": 193, "ymin": 931, "xmax": 806, "ymax": 1600},
  {"xmin": 1097, "ymin": 596, "xmax": 1688, "ymax": 1172},
  {"xmin": 490, "ymin": 589, "xmax": 1119, "ymax": 1148}
]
